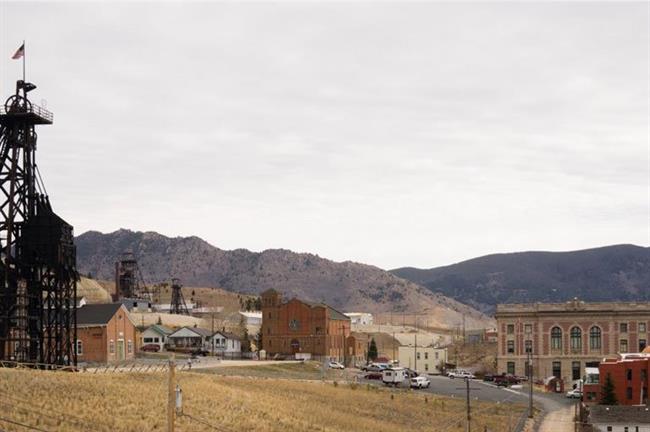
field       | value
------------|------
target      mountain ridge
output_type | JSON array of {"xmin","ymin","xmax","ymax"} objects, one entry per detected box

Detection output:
[
  {"xmin": 391, "ymin": 244, "xmax": 650, "ymax": 314},
  {"xmin": 75, "ymin": 229, "xmax": 492, "ymax": 329}
]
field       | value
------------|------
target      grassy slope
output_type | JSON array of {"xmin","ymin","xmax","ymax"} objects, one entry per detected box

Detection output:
[{"xmin": 0, "ymin": 367, "xmax": 523, "ymax": 432}]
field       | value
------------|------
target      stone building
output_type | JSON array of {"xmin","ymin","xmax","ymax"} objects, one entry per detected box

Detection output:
[
  {"xmin": 260, "ymin": 289, "xmax": 350, "ymax": 362},
  {"xmin": 495, "ymin": 299, "xmax": 650, "ymax": 384}
]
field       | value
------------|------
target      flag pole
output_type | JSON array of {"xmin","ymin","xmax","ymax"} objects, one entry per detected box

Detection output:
[{"xmin": 22, "ymin": 40, "xmax": 25, "ymax": 82}]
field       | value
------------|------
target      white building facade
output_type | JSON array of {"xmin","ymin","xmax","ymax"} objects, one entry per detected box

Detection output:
[
  {"xmin": 398, "ymin": 346, "xmax": 448, "ymax": 374},
  {"xmin": 344, "ymin": 312, "xmax": 374, "ymax": 326}
]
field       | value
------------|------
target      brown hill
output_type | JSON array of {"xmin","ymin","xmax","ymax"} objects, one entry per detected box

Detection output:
[{"xmin": 75, "ymin": 229, "xmax": 493, "ymax": 329}]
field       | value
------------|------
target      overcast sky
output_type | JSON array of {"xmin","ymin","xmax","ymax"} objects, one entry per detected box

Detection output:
[{"xmin": 0, "ymin": 2, "xmax": 647, "ymax": 269}]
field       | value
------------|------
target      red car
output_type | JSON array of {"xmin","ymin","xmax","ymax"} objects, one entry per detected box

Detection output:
[{"xmin": 141, "ymin": 344, "xmax": 160, "ymax": 352}]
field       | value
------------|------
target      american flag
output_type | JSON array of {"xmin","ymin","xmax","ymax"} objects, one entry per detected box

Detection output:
[{"xmin": 12, "ymin": 43, "xmax": 24, "ymax": 60}]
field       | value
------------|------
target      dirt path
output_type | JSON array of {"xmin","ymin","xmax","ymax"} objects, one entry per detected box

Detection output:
[{"xmin": 538, "ymin": 404, "xmax": 574, "ymax": 432}]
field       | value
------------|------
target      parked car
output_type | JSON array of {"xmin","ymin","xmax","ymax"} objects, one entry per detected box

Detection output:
[
  {"xmin": 362, "ymin": 363, "xmax": 389, "ymax": 372},
  {"xmin": 328, "ymin": 361, "xmax": 345, "ymax": 370},
  {"xmin": 494, "ymin": 374, "xmax": 521, "ymax": 387},
  {"xmin": 566, "ymin": 389, "xmax": 583, "ymax": 399},
  {"xmin": 448, "ymin": 370, "xmax": 476, "ymax": 379},
  {"xmin": 382, "ymin": 367, "xmax": 407, "ymax": 387},
  {"xmin": 410, "ymin": 376, "xmax": 431, "ymax": 389},
  {"xmin": 191, "ymin": 348, "xmax": 209, "ymax": 356},
  {"xmin": 483, "ymin": 374, "xmax": 495, "ymax": 382},
  {"xmin": 365, "ymin": 371, "xmax": 383, "ymax": 380},
  {"xmin": 141, "ymin": 344, "xmax": 160, "ymax": 353},
  {"xmin": 404, "ymin": 368, "xmax": 419, "ymax": 378}
]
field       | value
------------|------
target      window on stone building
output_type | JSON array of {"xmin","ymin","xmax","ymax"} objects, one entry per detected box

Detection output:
[
  {"xmin": 572, "ymin": 361, "xmax": 580, "ymax": 381},
  {"xmin": 551, "ymin": 327, "xmax": 562, "ymax": 350},
  {"xmin": 109, "ymin": 340, "xmax": 115, "ymax": 354},
  {"xmin": 589, "ymin": 326, "xmax": 602, "ymax": 350},
  {"xmin": 525, "ymin": 340, "xmax": 532, "ymax": 354},
  {"xmin": 425, "ymin": 364, "xmax": 429, "ymax": 371},
  {"xmin": 507, "ymin": 340, "xmax": 515, "ymax": 354},
  {"xmin": 524, "ymin": 324, "xmax": 532, "ymax": 334},
  {"xmin": 641, "ymin": 339, "xmax": 647, "ymax": 352},
  {"xmin": 76, "ymin": 340, "xmax": 83, "ymax": 355},
  {"xmin": 627, "ymin": 369, "xmax": 633, "ymax": 381},
  {"xmin": 507, "ymin": 324, "xmax": 514, "ymax": 335},
  {"xmin": 570, "ymin": 327, "xmax": 582, "ymax": 351},
  {"xmin": 627, "ymin": 387, "xmax": 633, "ymax": 400},
  {"xmin": 127, "ymin": 340, "xmax": 133, "ymax": 354},
  {"xmin": 552, "ymin": 361, "xmax": 561, "ymax": 379},
  {"xmin": 640, "ymin": 323, "xmax": 647, "ymax": 333},
  {"xmin": 417, "ymin": 352, "xmax": 420, "ymax": 360},
  {"xmin": 620, "ymin": 339, "xmax": 628, "ymax": 353},
  {"xmin": 425, "ymin": 352, "xmax": 428, "ymax": 360},
  {"xmin": 620, "ymin": 323, "xmax": 628, "ymax": 333},
  {"xmin": 507, "ymin": 362, "xmax": 515, "ymax": 375}
]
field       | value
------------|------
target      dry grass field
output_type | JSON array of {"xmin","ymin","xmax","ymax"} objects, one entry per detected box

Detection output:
[{"xmin": 0, "ymin": 367, "xmax": 524, "ymax": 432}]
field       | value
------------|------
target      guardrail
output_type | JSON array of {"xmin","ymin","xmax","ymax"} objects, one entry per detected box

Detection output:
[{"xmin": 0, "ymin": 103, "xmax": 53, "ymax": 122}]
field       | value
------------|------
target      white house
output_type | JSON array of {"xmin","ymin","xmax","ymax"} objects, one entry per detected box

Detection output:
[
  {"xmin": 588, "ymin": 405, "xmax": 650, "ymax": 432},
  {"xmin": 398, "ymin": 346, "xmax": 448, "ymax": 375},
  {"xmin": 344, "ymin": 312, "xmax": 373, "ymax": 326},
  {"xmin": 168, "ymin": 327, "xmax": 213, "ymax": 351},
  {"xmin": 210, "ymin": 331, "xmax": 242, "ymax": 356},
  {"xmin": 141, "ymin": 324, "xmax": 173, "ymax": 351},
  {"xmin": 167, "ymin": 327, "xmax": 242, "ymax": 356},
  {"xmin": 239, "ymin": 311, "xmax": 262, "ymax": 326}
]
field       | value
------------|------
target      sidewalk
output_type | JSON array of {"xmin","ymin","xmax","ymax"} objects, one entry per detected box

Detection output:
[{"xmin": 538, "ymin": 405, "xmax": 574, "ymax": 432}]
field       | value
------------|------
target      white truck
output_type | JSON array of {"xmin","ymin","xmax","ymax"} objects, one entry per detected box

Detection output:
[{"xmin": 382, "ymin": 367, "xmax": 407, "ymax": 387}]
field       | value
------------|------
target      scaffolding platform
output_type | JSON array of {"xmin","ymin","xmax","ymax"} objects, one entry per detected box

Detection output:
[{"xmin": 0, "ymin": 103, "xmax": 53, "ymax": 125}]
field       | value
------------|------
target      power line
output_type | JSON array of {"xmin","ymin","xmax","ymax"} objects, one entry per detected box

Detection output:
[
  {"xmin": 0, "ymin": 416, "xmax": 50, "ymax": 432},
  {"xmin": 180, "ymin": 413, "xmax": 233, "ymax": 432},
  {"xmin": 0, "ymin": 394, "xmax": 115, "ymax": 431}
]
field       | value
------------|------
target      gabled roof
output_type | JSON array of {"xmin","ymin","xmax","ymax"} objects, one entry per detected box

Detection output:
[
  {"xmin": 213, "ymin": 331, "xmax": 240, "ymax": 341},
  {"xmin": 169, "ymin": 326, "xmax": 213, "ymax": 338},
  {"xmin": 327, "ymin": 306, "xmax": 350, "ymax": 321},
  {"xmin": 77, "ymin": 303, "xmax": 124, "ymax": 326},
  {"xmin": 147, "ymin": 324, "xmax": 174, "ymax": 336}
]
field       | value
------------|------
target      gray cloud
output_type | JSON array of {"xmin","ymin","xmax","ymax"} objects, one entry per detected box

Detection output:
[{"xmin": 0, "ymin": 2, "xmax": 646, "ymax": 269}]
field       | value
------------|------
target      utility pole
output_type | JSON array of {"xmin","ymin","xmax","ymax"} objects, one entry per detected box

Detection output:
[
  {"xmin": 168, "ymin": 353, "xmax": 176, "ymax": 432},
  {"xmin": 528, "ymin": 351, "xmax": 533, "ymax": 419},
  {"xmin": 414, "ymin": 313, "xmax": 418, "ymax": 372},
  {"xmin": 211, "ymin": 312, "xmax": 215, "ymax": 357},
  {"xmin": 465, "ymin": 378, "xmax": 471, "ymax": 432},
  {"xmin": 453, "ymin": 378, "xmax": 480, "ymax": 432},
  {"xmin": 574, "ymin": 379, "xmax": 583, "ymax": 432}
]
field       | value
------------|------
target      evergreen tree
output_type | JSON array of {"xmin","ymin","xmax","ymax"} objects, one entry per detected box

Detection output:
[
  {"xmin": 368, "ymin": 338, "xmax": 378, "ymax": 362},
  {"xmin": 241, "ymin": 328, "xmax": 251, "ymax": 352},
  {"xmin": 601, "ymin": 373, "xmax": 618, "ymax": 405}
]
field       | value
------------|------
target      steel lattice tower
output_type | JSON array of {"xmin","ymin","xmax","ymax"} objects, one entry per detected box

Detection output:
[
  {"xmin": 0, "ymin": 80, "xmax": 77, "ymax": 366},
  {"xmin": 170, "ymin": 278, "xmax": 189, "ymax": 315},
  {"xmin": 114, "ymin": 251, "xmax": 150, "ymax": 301}
]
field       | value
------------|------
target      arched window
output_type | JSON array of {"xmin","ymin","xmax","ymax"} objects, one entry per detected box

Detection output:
[
  {"xmin": 550, "ymin": 327, "xmax": 562, "ymax": 350},
  {"xmin": 590, "ymin": 326, "xmax": 602, "ymax": 350},
  {"xmin": 571, "ymin": 327, "xmax": 582, "ymax": 351}
]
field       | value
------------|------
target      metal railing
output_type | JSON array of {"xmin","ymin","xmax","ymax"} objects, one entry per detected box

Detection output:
[{"xmin": 0, "ymin": 103, "xmax": 53, "ymax": 122}]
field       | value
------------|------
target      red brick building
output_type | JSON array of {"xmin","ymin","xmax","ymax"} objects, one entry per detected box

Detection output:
[
  {"xmin": 76, "ymin": 303, "xmax": 137, "ymax": 364},
  {"xmin": 261, "ymin": 289, "xmax": 351, "ymax": 362},
  {"xmin": 587, "ymin": 353, "xmax": 650, "ymax": 405}
]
